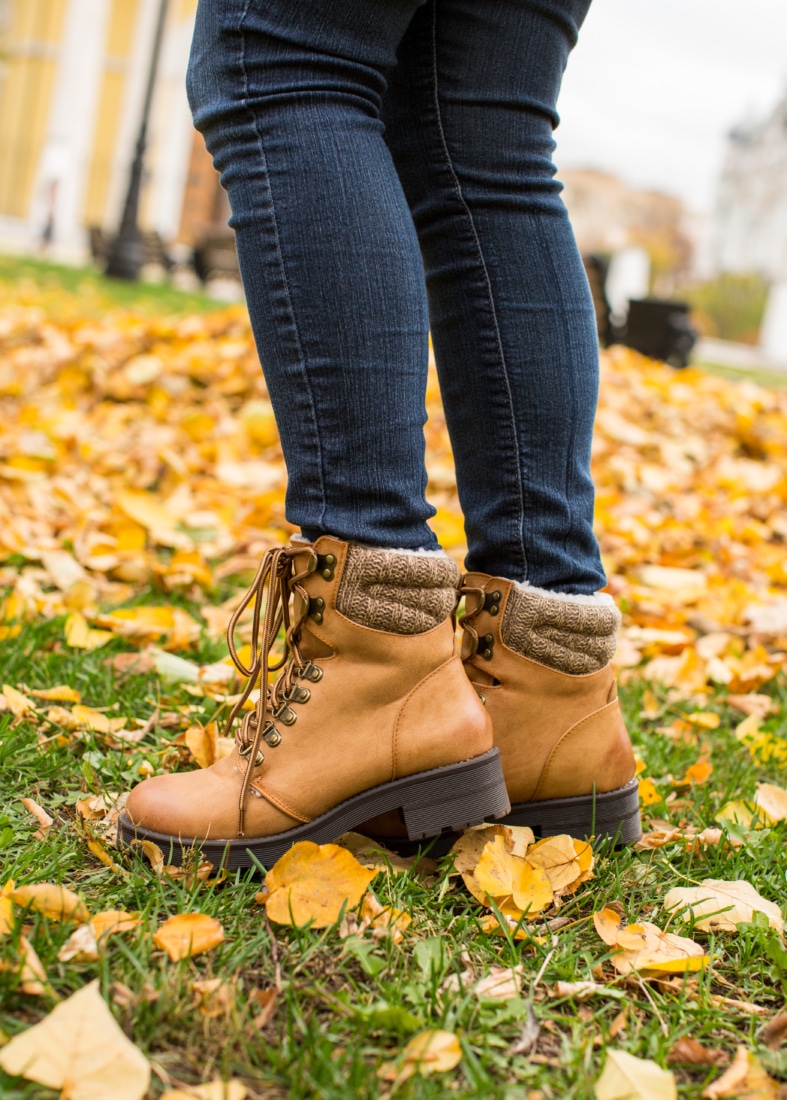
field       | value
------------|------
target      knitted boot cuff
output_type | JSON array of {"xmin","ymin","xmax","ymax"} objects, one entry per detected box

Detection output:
[
  {"xmin": 502, "ymin": 584, "xmax": 621, "ymax": 674},
  {"xmin": 337, "ymin": 544, "xmax": 460, "ymax": 635}
]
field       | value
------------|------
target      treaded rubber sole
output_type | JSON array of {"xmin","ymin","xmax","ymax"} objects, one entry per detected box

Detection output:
[
  {"xmin": 117, "ymin": 747, "xmax": 510, "ymax": 871},
  {"xmin": 367, "ymin": 777, "xmax": 642, "ymax": 857}
]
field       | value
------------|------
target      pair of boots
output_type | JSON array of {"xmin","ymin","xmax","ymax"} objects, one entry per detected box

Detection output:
[{"xmin": 120, "ymin": 537, "xmax": 641, "ymax": 868}]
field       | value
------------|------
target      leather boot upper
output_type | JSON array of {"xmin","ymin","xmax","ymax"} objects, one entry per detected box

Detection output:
[
  {"xmin": 125, "ymin": 537, "xmax": 492, "ymax": 842},
  {"xmin": 461, "ymin": 573, "xmax": 635, "ymax": 805}
]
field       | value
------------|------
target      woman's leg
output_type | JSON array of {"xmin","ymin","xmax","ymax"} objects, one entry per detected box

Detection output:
[
  {"xmin": 383, "ymin": 0, "xmax": 604, "ymax": 594},
  {"xmin": 186, "ymin": 0, "xmax": 436, "ymax": 549}
]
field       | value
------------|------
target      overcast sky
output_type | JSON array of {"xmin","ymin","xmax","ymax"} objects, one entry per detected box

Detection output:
[{"xmin": 555, "ymin": 0, "xmax": 787, "ymax": 214}]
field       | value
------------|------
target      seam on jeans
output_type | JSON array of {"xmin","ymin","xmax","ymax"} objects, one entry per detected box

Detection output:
[
  {"xmin": 429, "ymin": 2, "xmax": 527, "ymax": 580},
  {"xmin": 238, "ymin": 0, "xmax": 327, "ymax": 529}
]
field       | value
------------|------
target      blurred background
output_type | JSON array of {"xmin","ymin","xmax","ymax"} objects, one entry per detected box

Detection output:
[{"xmin": 0, "ymin": 0, "xmax": 785, "ymax": 368}]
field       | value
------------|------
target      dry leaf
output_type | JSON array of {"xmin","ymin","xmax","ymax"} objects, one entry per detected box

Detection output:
[
  {"xmin": 464, "ymin": 833, "xmax": 553, "ymax": 919},
  {"xmin": 377, "ymin": 1029, "xmax": 462, "ymax": 1083},
  {"xmin": 30, "ymin": 685, "xmax": 82, "ymax": 703},
  {"xmin": 762, "ymin": 1013, "xmax": 787, "ymax": 1050},
  {"xmin": 58, "ymin": 923, "xmax": 99, "ymax": 963},
  {"xmin": 667, "ymin": 1038, "xmax": 725, "ymax": 1065},
  {"xmin": 527, "ymin": 834, "xmax": 583, "ymax": 891},
  {"xmin": 264, "ymin": 842, "xmax": 377, "ymax": 928},
  {"xmin": 664, "ymin": 879, "xmax": 783, "ymax": 933},
  {"xmin": 191, "ymin": 978, "xmax": 236, "ymax": 1019},
  {"xmin": 671, "ymin": 760, "xmax": 713, "ymax": 787},
  {"xmin": 337, "ymin": 831, "xmax": 438, "ymax": 876},
  {"xmin": 2, "ymin": 683, "xmax": 35, "ymax": 717},
  {"xmin": 161, "ymin": 1083, "xmax": 248, "ymax": 1100},
  {"xmin": 153, "ymin": 913, "xmax": 225, "ymax": 961},
  {"xmin": 754, "ymin": 782, "xmax": 787, "ymax": 822},
  {"xmin": 249, "ymin": 988, "xmax": 278, "ymax": 1030},
  {"xmin": 10, "ymin": 883, "xmax": 89, "ymax": 923},
  {"xmin": 473, "ymin": 965, "xmax": 523, "ymax": 1000},
  {"xmin": 702, "ymin": 1046, "xmax": 780, "ymax": 1099},
  {"xmin": 0, "ymin": 980, "xmax": 150, "ymax": 1099},
  {"xmin": 595, "ymin": 1049, "xmax": 677, "ymax": 1100},
  {"xmin": 359, "ymin": 892, "xmax": 411, "ymax": 943},
  {"xmin": 593, "ymin": 907, "xmax": 707, "ymax": 977},
  {"xmin": 20, "ymin": 797, "xmax": 53, "ymax": 839},
  {"xmin": 553, "ymin": 980, "xmax": 601, "ymax": 1000}
]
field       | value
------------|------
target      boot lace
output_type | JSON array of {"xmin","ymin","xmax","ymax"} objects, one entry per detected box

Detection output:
[{"xmin": 223, "ymin": 544, "xmax": 326, "ymax": 835}]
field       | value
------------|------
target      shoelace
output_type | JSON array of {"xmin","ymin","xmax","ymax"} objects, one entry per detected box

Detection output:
[{"xmin": 223, "ymin": 544, "xmax": 317, "ymax": 835}]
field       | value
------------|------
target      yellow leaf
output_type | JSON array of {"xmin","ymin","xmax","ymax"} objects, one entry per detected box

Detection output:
[
  {"xmin": 754, "ymin": 782, "xmax": 787, "ymax": 822},
  {"xmin": 153, "ymin": 913, "xmax": 225, "ymax": 961},
  {"xmin": 71, "ymin": 705, "xmax": 127, "ymax": 734},
  {"xmin": 702, "ymin": 1045, "xmax": 780, "ymax": 1099},
  {"xmin": 161, "ymin": 1081, "xmax": 248, "ymax": 1100},
  {"xmin": 528, "ymin": 834, "xmax": 585, "ymax": 891},
  {"xmin": 595, "ymin": 1049, "xmax": 677, "ymax": 1100},
  {"xmin": 377, "ymin": 1029, "xmax": 462, "ymax": 1083},
  {"xmin": 664, "ymin": 879, "xmax": 783, "ymax": 933},
  {"xmin": 593, "ymin": 907, "xmax": 623, "ymax": 946},
  {"xmin": 10, "ymin": 883, "xmax": 89, "ymax": 923},
  {"xmin": 0, "ymin": 879, "xmax": 14, "ymax": 936},
  {"xmin": 359, "ymin": 892, "xmax": 411, "ymax": 943},
  {"xmin": 2, "ymin": 683, "xmax": 34, "ymax": 717},
  {"xmin": 0, "ymin": 979, "xmax": 150, "ymax": 1099},
  {"xmin": 467, "ymin": 834, "xmax": 553, "ymax": 917},
  {"xmin": 638, "ymin": 778, "xmax": 662, "ymax": 806},
  {"xmin": 185, "ymin": 723, "xmax": 218, "ymax": 769},
  {"xmin": 716, "ymin": 800, "xmax": 766, "ymax": 828},
  {"xmin": 91, "ymin": 909, "xmax": 142, "ymax": 941},
  {"xmin": 117, "ymin": 489, "xmax": 178, "ymax": 531},
  {"xmin": 449, "ymin": 823, "xmax": 515, "ymax": 873},
  {"xmin": 29, "ymin": 685, "xmax": 81, "ymax": 703},
  {"xmin": 264, "ymin": 841, "xmax": 377, "ymax": 928},
  {"xmin": 64, "ymin": 611, "xmax": 114, "ymax": 650}
]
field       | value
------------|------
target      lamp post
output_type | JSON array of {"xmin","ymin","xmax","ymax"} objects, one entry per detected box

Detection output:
[{"xmin": 105, "ymin": 0, "xmax": 170, "ymax": 280}]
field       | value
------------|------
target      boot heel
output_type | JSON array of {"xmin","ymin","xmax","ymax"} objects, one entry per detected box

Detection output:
[{"xmin": 401, "ymin": 749, "xmax": 510, "ymax": 840}]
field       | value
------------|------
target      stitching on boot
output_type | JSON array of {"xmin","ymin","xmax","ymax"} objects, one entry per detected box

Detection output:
[
  {"xmin": 250, "ymin": 783, "xmax": 312, "ymax": 824},
  {"xmin": 531, "ymin": 698, "xmax": 624, "ymax": 800},
  {"xmin": 391, "ymin": 654, "xmax": 458, "ymax": 780},
  {"xmin": 337, "ymin": 545, "xmax": 460, "ymax": 635},
  {"xmin": 502, "ymin": 585, "xmax": 621, "ymax": 674}
]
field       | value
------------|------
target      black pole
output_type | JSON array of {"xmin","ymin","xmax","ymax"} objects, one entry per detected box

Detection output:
[{"xmin": 105, "ymin": 0, "xmax": 170, "ymax": 280}]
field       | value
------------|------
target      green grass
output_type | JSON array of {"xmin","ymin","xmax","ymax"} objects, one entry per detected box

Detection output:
[
  {"xmin": 1, "ymin": 611, "xmax": 786, "ymax": 1098},
  {"xmin": 0, "ymin": 254, "xmax": 226, "ymax": 318}
]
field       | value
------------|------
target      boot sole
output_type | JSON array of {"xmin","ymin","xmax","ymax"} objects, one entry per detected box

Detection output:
[
  {"xmin": 116, "ymin": 748, "xmax": 510, "ymax": 871},
  {"xmin": 365, "ymin": 777, "xmax": 642, "ymax": 857}
]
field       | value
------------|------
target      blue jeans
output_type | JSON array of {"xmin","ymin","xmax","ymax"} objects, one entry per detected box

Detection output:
[{"xmin": 187, "ymin": 0, "xmax": 605, "ymax": 594}]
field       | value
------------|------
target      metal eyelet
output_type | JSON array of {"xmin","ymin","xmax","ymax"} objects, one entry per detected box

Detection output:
[
  {"xmin": 309, "ymin": 596, "xmax": 325, "ymax": 623},
  {"xmin": 476, "ymin": 691, "xmax": 487, "ymax": 706},
  {"xmin": 239, "ymin": 743, "xmax": 264, "ymax": 767},
  {"xmin": 263, "ymin": 722, "xmax": 282, "ymax": 747},
  {"xmin": 484, "ymin": 590, "xmax": 502, "ymax": 616},
  {"xmin": 315, "ymin": 553, "xmax": 337, "ymax": 581},
  {"xmin": 272, "ymin": 703, "xmax": 297, "ymax": 726},
  {"xmin": 480, "ymin": 633, "xmax": 495, "ymax": 660},
  {"xmin": 285, "ymin": 684, "xmax": 311, "ymax": 704},
  {"xmin": 298, "ymin": 661, "xmax": 323, "ymax": 683}
]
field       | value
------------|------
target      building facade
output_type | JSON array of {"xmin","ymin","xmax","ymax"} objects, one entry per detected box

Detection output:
[
  {"xmin": 709, "ymin": 95, "xmax": 787, "ymax": 281},
  {"xmin": 0, "ymin": 0, "xmax": 224, "ymax": 261}
]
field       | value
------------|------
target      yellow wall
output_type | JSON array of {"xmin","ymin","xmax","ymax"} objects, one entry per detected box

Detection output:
[
  {"xmin": 83, "ymin": 0, "xmax": 140, "ymax": 226},
  {"xmin": 0, "ymin": 0, "xmax": 68, "ymax": 218}
]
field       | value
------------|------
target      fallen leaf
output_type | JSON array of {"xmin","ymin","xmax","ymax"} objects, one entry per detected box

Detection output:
[
  {"xmin": 0, "ymin": 979, "xmax": 150, "ymax": 1099},
  {"xmin": 664, "ymin": 879, "xmax": 783, "ymax": 933},
  {"xmin": 553, "ymin": 980, "xmax": 601, "ymax": 1000},
  {"xmin": 160, "ymin": 1080, "xmax": 248, "ymax": 1100},
  {"xmin": 377, "ymin": 1029, "xmax": 462, "ymax": 1083},
  {"xmin": 58, "ymin": 924, "xmax": 99, "ymax": 963},
  {"xmin": 702, "ymin": 1045, "xmax": 780, "ymax": 1099},
  {"xmin": 337, "ymin": 831, "xmax": 437, "ymax": 876},
  {"xmin": 153, "ymin": 913, "xmax": 225, "ymax": 961},
  {"xmin": 762, "ymin": 1012, "xmax": 787, "ymax": 1050},
  {"xmin": 473, "ymin": 965, "xmax": 523, "ymax": 1000},
  {"xmin": 30, "ymin": 685, "xmax": 82, "ymax": 703},
  {"xmin": 510, "ymin": 1004, "xmax": 541, "ymax": 1056},
  {"xmin": 264, "ymin": 842, "xmax": 377, "ymax": 928},
  {"xmin": 667, "ymin": 1038, "xmax": 725, "ymax": 1066},
  {"xmin": 595, "ymin": 1049, "xmax": 677, "ymax": 1100},
  {"xmin": 2, "ymin": 683, "xmax": 35, "ymax": 717},
  {"xmin": 249, "ymin": 987, "xmax": 278, "ymax": 1030},
  {"xmin": 754, "ymin": 782, "xmax": 787, "ymax": 822},
  {"xmin": 593, "ymin": 908, "xmax": 708, "ymax": 977},
  {"xmin": 10, "ymin": 883, "xmax": 89, "ymax": 923},
  {"xmin": 191, "ymin": 978, "xmax": 235, "ymax": 1019},
  {"xmin": 671, "ymin": 760, "xmax": 713, "ymax": 787},
  {"xmin": 20, "ymin": 797, "xmax": 53, "ymax": 840},
  {"xmin": 359, "ymin": 892, "xmax": 411, "ymax": 943}
]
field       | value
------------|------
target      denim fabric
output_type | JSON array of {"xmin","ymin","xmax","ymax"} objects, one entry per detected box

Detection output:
[{"xmin": 187, "ymin": 0, "xmax": 605, "ymax": 594}]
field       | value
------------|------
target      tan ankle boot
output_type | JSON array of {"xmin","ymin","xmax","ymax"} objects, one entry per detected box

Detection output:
[
  {"xmin": 460, "ymin": 574, "xmax": 641, "ymax": 844},
  {"xmin": 118, "ymin": 538, "xmax": 510, "ymax": 868}
]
